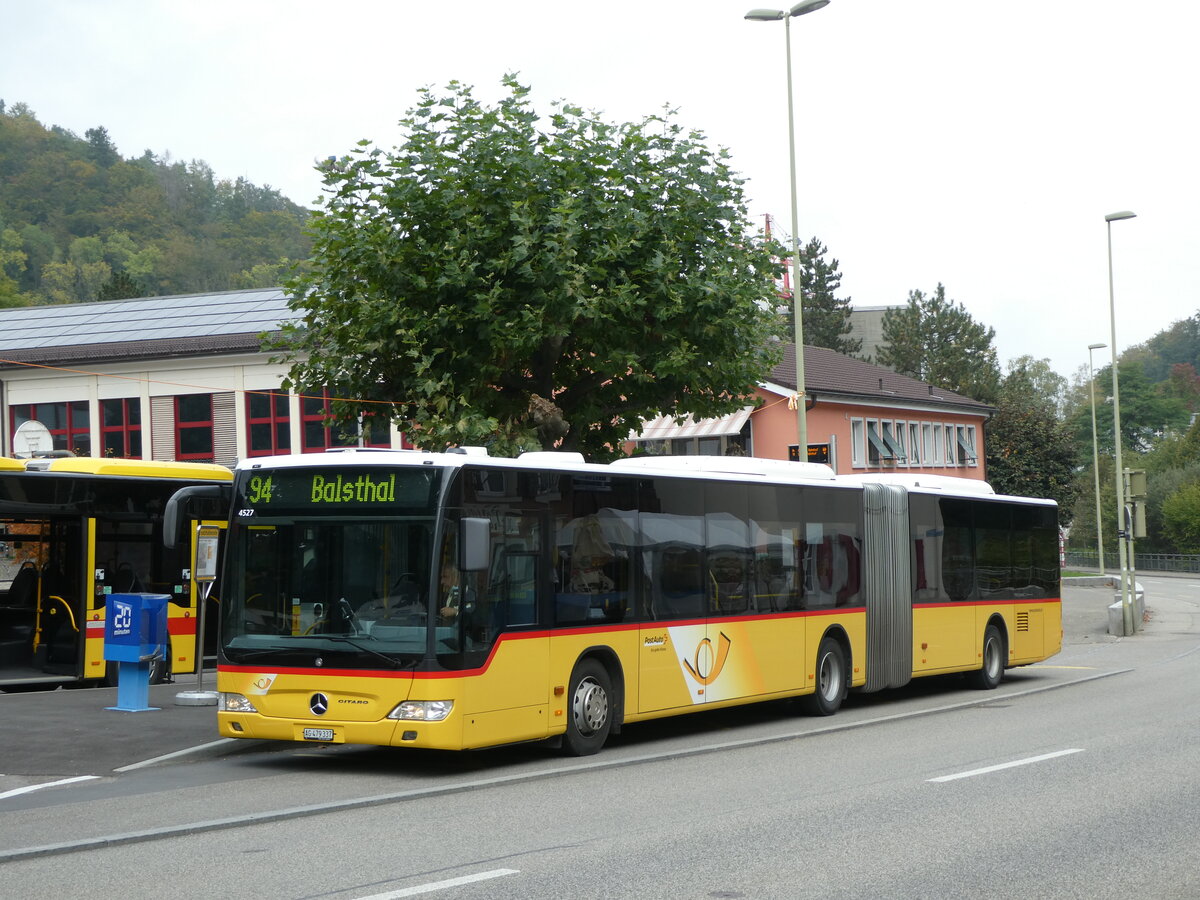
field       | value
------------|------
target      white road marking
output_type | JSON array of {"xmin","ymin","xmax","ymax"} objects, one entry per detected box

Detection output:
[
  {"xmin": 114, "ymin": 738, "xmax": 238, "ymax": 772},
  {"xmin": 357, "ymin": 869, "xmax": 520, "ymax": 898},
  {"xmin": 0, "ymin": 775, "xmax": 101, "ymax": 800},
  {"xmin": 928, "ymin": 748, "xmax": 1084, "ymax": 783}
]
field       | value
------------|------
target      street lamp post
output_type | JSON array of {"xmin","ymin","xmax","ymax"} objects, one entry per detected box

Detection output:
[
  {"xmin": 746, "ymin": 0, "xmax": 830, "ymax": 459},
  {"xmin": 1105, "ymin": 210, "xmax": 1136, "ymax": 634},
  {"xmin": 1087, "ymin": 342, "xmax": 1107, "ymax": 574}
]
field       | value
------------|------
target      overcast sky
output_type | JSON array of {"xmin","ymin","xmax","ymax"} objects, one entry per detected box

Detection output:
[{"xmin": 4, "ymin": 0, "xmax": 1197, "ymax": 382}]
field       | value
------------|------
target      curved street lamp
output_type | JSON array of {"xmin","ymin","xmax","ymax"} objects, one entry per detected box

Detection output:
[
  {"xmin": 1105, "ymin": 210, "xmax": 1136, "ymax": 634},
  {"xmin": 745, "ymin": 0, "xmax": 831, "ymax": 458}
]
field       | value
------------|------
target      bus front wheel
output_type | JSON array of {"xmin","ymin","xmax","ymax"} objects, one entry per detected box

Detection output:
[
  {"xmin": 564, "ymin": 658, "xmax": 612, "ymax": 756},
  {"xmin": 801, "ymin": 635, "xmax": 846, "ymax": 716},
  {"xmin": 967, "ymin": 624, "xmax": 1005, "ymax": 690}
]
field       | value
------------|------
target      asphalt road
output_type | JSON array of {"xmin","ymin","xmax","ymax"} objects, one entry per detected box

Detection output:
[{"xmin": 1, "ymin": 576, "xmax": 1197, "ymax": 899}]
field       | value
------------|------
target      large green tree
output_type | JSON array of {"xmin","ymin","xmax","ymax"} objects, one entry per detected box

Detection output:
[
  {"xmin": 877, "ymin": 283, "xmax": 1000, "ymax": 403},
  {"xmin": 791, "ymin": 236, "xmax": 860, "ymax": 356},
  {"xmin": 985, "ymin": 359, "xmax": 1077, "ymax": 515},
  {"xmin": 1067, "ymin": 359, "xmax": 1191, "ymax": 457},
  {"xmin": 278, "ymin": 77, "xmax": 783, "ymax": 458}
]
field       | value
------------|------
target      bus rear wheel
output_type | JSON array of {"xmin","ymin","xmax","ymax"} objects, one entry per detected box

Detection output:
[
  {"xmin": 801, "ymin": 635, "xmax": 846, "ymax": 716},
  {"xmin": 967, "ymin": 624, "xmax": 1005, "ymax": 690},
  {"xmin": 564, "ymin": 659, "xmax": 612, "ymax": 756}
]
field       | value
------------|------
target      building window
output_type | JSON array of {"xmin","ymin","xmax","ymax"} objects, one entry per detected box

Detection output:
[
  {"xmin": 300, "ymin": 390, "xmax": 391, "ymax": 453},
  {"xmin": 100, "ymin": 398, "xmax": 142, "ymax": 458},
  {"xmin": 866, "ymin": 420, "xmax": 902, "ymax": 465},
  {"xmin": 957, "ymin": 425, "xmax": 978, "ymax": 465},
  {"xmin": 944, "ymin": 424, "xmax": 957, "ymax": 466},
  {"xmin": 881, "ymin": 421, "xmax": 906, "ymax": 463},
  {"xmin": 908, "ymin": 422, "xmax": 921, "ymax": 465},
  {"xmin": 10, "ymin": 402, "xmax": 90, "ymax": 456},
  {"xmin": 176, "ymin": 394, "xmax": 214, "ymax": 460},
  {"xmin": 922, "ymin": 423, "xmax": 934, "ymax": 463},
  {"xmin": 246, "ymin": 390, "xmax": 291, "ymax": 457},
  {"xmin": 850, "ymin": 419, "xmax": 866, "ymax": 467},
  {"xmin": 894, "ymin": 421, "xmax": 909, "ymax": 466}
]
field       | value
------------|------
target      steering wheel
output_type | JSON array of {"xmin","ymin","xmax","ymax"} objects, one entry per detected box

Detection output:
[{"xmin": 390, "ymin": 573, "xmax": 418, "ymax": 594}]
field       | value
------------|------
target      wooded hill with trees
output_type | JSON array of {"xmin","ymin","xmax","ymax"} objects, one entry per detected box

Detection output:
[{"xmin": 0, "ymin": 100, "xmax": 311, "ymax": 307}]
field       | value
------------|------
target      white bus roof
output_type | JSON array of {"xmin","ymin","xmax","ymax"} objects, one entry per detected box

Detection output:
[{"xmin": 236, "ymin": 449, "xmax": 1055, "ymax": 504}]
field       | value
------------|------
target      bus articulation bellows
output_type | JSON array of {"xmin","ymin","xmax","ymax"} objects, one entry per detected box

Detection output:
[{"xmin": 184, "ymin": 449, "xmax": 1062, "ymax": 755}]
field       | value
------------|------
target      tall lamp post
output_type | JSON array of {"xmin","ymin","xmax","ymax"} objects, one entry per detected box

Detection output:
[
  {"xmin": 1105, "ymin": 210, "xmax": 1136, "ymax": 634},
  {"xmin": 1087, "ymin": 342, "xmax": 1107, "ymax": 574},
  {"xmin": 746, "ymin": 0, "xmax": 830, "ymax": 459}
]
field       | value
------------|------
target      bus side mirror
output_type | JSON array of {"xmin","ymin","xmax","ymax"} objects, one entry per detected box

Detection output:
[
  {"xmin": 460, "ymin": 517, "xmax": 491, "ymax": 572},
  {"xmin": 163, "ymin": 484, "xmax": 229, "ymax": 549}
]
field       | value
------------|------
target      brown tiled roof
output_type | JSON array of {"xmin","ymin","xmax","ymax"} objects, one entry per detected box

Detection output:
[{"xmin": 770, "ymin": 343, "xmax": 994, "ymax": 414}]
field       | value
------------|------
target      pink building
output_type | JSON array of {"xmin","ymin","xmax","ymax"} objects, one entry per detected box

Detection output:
[{"xmin": 631, "ymin": 344, "xmax": 994, "ymax": 481}]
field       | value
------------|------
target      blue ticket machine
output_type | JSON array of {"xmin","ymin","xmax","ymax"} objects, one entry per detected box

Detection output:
[{"xmin": 104, "ymin": 593, "xmax": 170, "ymax": 711}]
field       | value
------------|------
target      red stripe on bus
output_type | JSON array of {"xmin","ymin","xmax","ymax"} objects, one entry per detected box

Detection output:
[
  {"xmin": 218, "ymin": 596, "xmax": 1062, "ymax": 682},
  {"xmin": 168, "ymin": 618, "xmax": 198, "ymax": 636},
  {"xmin": 913, "ymin": 597, "xmax": 1062, "ymax": 611}
]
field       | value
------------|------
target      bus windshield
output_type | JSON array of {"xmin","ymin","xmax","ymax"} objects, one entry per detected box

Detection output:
[{"xmin": 221, "ymin": 466, "xmax": 441, "ymax": 668}]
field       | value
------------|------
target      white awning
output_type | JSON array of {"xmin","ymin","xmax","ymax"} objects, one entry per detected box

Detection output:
[{"xmin": 630, "ymin": 407, "xmax": 753, "ymax": 442}]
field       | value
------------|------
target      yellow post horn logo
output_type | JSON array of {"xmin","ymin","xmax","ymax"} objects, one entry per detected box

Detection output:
[{"xmin": 683, "ymin": 632, "xmax": 732, "ymax": 685}]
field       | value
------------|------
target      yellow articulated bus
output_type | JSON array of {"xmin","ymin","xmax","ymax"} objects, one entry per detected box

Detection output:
[
  {"xmin": 180, "ymin": 448, "xmax": 1062, "ymax": 755},
  {"xmin": 0, "ymin": 456, "xmax": 230, "ymax": 691}
]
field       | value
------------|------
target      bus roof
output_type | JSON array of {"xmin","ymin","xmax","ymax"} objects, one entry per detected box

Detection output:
[{"xmin": 22, "ymin": 457, "xmax": 232, "ymax": 481}]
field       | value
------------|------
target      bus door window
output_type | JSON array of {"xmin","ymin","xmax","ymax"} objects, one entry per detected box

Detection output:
[
  {"xmin": 36, "ymin": 519, "xmax": 84, "ymax": 668},
  {"xmin": 748, "ymin": 483, "xmax": 804, "ymax": 612},
  {"xmin": 551, "ymin": 474, "xmax": 638, "ymax": 626},
  {"xmin": 939, "ymin": 499, "xmax": 976, "ymax": 602},
  {"xmin": 908, "ymin": 495, "xmax": 946, "ymax": 603},
  {"xmin": 973, "ymin": 502, "xmax": 1014, "ymax": 599},
  {"xmin": 801, "ymin": 488, "xmax": 863, "ymax": 609},
  {"xmin": 640, "ymin": 478, "xmax": 704, "ymax": 620},
  {"xmin": 478, "ymin": 513, "xmax": 540, "ymax": 634},
  {"xmin": 95, "ymin": 521, "xmax": 153, "ymax": 609},
  {"xmin": 705, "ymin": 483, "xmax": 751, "ymax": 616}
]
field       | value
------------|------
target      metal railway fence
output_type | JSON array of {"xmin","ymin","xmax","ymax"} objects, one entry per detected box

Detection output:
[{"xmin": 1064, "ymin": 550, "xmax": 1200, "ymax": 575}]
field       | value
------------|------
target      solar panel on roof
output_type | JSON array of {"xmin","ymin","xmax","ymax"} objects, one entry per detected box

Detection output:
[{"xmin": 0, "ymin": 288, "xmax": 293, "ymax": 352}]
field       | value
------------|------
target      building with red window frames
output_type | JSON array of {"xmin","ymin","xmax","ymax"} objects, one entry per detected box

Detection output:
[
  {"xmin": 1, "ymin": 289, "xmax": 991, "ymax": 477},
  {"xmin": 0, "ymin": 289, "xmax": 407, "ymax": 465}
]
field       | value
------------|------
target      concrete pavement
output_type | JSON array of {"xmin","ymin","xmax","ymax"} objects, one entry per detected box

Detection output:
[{"xmin": 0, "ymin": 580, "xmax": 1160, "ymax": 782}]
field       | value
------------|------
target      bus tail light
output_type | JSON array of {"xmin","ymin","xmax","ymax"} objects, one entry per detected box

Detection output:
[
  {"xmin": 220, "ymin": 692, "xmax": 258, "ymax": 713},
  {"xmin": 388, "ymin": 700, "xmax": 453, "ymax": 721}
]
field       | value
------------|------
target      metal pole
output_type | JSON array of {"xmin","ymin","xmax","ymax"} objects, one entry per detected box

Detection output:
[
  {"xmin": 784, "ymin": 13, "xmax": 808, "ymax": 456},
  {"xmin": 1087, "ymin": 343, "xmax": 1106, "ymax": 574},
  {"xmin": 1105, "ymin": 213, "xmax": 1134, "ymax": 634}
]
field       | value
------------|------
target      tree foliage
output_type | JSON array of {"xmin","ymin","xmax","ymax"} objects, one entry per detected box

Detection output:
[
  {"xmin": 0, "ymin": 101, "xmax": 312, "ymax": 305},
  {"xmin": 278, "ymin": 77, "xmax": 783, "ymax": 458},
  {"xmin": 877, "ymin": 283, "xmax": 1000, "ymax": 403},
  {"xmin": 985, "ymin": 361, "xmax": 1078, "ymax": 517},
  {"xmin": 1065, "ymin": 358, "xmax": 1191, "ymax": 459},
  {"xmin": 1161, "ymin": 480, "xmax": 1200, "ymax": 554},
  {"xmin": 789, "ymin": 236, "xmax": 861, "ymax": 356}
]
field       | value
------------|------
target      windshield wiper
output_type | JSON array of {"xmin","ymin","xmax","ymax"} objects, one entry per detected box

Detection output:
[
  {"xmin": 226, "ymin": 645, "xmax": 307, "ymax": 662},
  {"xmin": 320, "ymin": 635, "xmax": 413, "ymax": 669}
]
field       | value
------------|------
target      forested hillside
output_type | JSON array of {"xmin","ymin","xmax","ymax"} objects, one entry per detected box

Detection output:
[{"xmin": 0, "ymin": 100, "xmax": 311, "ymax": 307}]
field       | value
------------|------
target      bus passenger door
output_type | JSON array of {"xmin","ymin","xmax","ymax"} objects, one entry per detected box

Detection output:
[
  {"xmin": 459, "ymin": 513, "xmax": 549, "ymax": 747},
  {"xmin": 639, "ymin": 541, "xmax": 705, "ymax": 714}
]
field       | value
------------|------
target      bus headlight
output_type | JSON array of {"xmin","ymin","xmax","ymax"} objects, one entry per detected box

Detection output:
[
  {"xmin": 220, "ymin": 692, "xmax": 258, "ymax": 713},
  {"xmin": 387, "ymin": 700, "xmax": 454, "ymax": 721}
]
